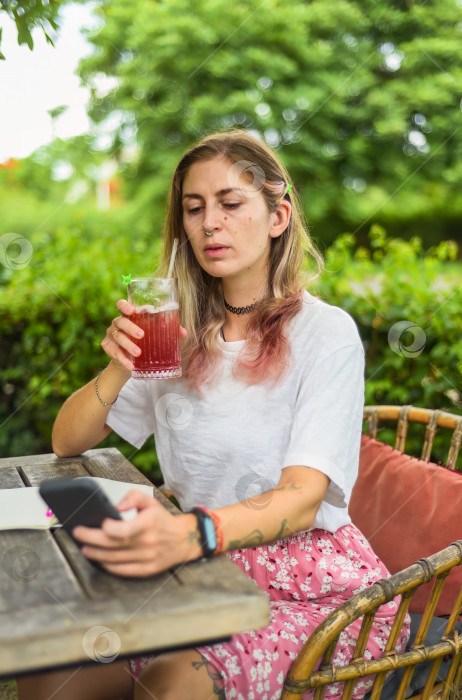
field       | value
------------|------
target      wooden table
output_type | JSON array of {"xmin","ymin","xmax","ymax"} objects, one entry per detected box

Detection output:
[{"xmin": 0, "ymin": 448, "xmax": 270, "ymax": 679}]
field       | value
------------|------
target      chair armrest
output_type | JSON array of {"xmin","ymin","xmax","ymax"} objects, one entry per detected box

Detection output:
[{"xmin": 282, "ymin": 541, "xmax": 462, "ymax": 700}]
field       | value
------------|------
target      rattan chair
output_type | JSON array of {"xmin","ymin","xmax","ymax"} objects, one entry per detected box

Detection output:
[
  {"xmin": 362, "ymin": 405, "xmax": 462, "ymax": 470},
  {"xmin": 282, "ymin": 405, "xmax": 462, "ymax": 700}
]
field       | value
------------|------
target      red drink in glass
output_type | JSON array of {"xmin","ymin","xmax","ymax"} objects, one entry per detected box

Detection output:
[
  {"xmin": 129, "ymin": 305, "xmax": 181, "ymax": 379},
  {"xmin": 127, "ymin": 279, "xmax": 182, "ymax": 379}
]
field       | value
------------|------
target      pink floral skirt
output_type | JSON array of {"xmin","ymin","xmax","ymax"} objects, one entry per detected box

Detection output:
[{"xmin": 129, "ymin": 524, "xmax": 410, "ymax": 699}]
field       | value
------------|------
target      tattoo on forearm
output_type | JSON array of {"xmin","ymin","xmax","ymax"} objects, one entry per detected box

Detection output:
[
  {"xmin": 229, "ymin": 519, "xmax": 290, "ymax": 550},
  {"xmin": 192, "ymin": 658, "xmax": 225, "ymax": 698},
  {"xmin": 228, "ymin": 529, "xmax": 264, "ymax": 549},
  {"xmin": 274, "ymin": 518, "xmax": 289, "ymax": 540}
]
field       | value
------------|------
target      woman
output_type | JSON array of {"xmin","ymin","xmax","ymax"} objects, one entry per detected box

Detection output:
[{"xmin": 18, "ymin": 129, "xmax": 409, "ymax": 700}]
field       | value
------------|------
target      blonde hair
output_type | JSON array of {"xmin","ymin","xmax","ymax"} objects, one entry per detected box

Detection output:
[{"xmin": 156, "ymin": 129, "xmax": 324, "ymax": 395}]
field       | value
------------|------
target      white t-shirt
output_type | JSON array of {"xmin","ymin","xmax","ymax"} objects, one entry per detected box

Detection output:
[{"xmin": 106, "ymin": 290, "xmax": 365, "ymax": 532}]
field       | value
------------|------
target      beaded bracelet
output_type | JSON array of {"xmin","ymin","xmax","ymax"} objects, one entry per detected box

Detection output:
[
  {"xmin": 95, "ymin": 368, "xmax": 118, "ymax": 407},
  {"xmin": 197, "ymin": 505, "xmax": 224, "ymax": 555}
]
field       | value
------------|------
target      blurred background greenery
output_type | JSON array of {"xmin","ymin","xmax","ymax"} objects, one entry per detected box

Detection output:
[{"xmin": 1, "ymin": 0, "xmax": 461, "ymax": 478}]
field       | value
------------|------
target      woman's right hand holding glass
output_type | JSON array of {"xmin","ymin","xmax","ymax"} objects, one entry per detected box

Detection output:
[
  {"xmin": 101, "ymin": 300, "xmax": 144, "ymax": 374},
  {"xmin": 101, "ymin": 300, "xmax": 188, "ymax": 374}
]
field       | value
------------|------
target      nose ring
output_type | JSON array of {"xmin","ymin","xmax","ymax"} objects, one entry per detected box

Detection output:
[{"xmin": 202, "ymin": 225, "xmax": 214, "ymax": 236}]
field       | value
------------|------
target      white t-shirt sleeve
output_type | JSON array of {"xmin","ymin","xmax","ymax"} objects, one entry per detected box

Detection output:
[
  {"xmin": 282, "ymin": 341, "xmax": 365, "ymax": 508},
  {"xmin": 105, "ymin": 378, "xmax": 155, "ymax": 449}
]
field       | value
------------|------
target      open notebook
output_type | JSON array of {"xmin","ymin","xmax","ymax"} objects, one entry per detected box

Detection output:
[{"xmin": 0, "ymin": 477, "xmax": 154, "ymax": 530}]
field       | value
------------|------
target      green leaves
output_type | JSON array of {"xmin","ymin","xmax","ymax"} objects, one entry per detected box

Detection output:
[
  {"xmin": 316, "ymin": 228, "xmax": 462, "ymax": 437},
  {"xmin": 16, "ymin": 15, "xmax": 34, "ymax": 50},
  {"xmin": 0, "ymin": 0, "xmax": 65, "ymax": 56},
  {"xmin": 0, "ymin": 156, "xmax": 163, "ymax": 473},
  {"xmin": 72, "ymin": 0, "xmax": 462, "ymax": 245}
]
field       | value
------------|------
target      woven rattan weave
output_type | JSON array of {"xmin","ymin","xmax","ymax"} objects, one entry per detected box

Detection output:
[{"xmin": 282, "ymin": 405, "xmax": 462, "ymax": 700}]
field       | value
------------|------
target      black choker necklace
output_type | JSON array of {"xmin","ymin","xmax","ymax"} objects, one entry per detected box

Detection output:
[{"xmin": 224, "ymin": 299, "xmax": 263, "ymax": 315}]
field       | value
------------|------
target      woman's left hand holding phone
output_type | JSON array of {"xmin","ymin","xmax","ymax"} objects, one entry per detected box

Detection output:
[{"xmin": 72, "ymin": 491, "xmax": 203, "ymax": 577}]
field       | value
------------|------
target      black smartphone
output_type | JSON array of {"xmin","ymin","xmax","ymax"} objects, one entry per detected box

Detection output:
[{"xmin": 39, "ymin": 477, "xmax": 122, "ymax": 538}]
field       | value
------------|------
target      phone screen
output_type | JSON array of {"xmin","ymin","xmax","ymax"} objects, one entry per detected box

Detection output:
[{"xmin": 39, "ymin": 477, "xmax": 122, "ymax": 533}]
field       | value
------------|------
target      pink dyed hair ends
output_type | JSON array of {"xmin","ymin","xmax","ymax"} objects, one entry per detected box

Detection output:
[{"xmin": 184, "ymin": 294, "xmax": 304, "ymax": 395}]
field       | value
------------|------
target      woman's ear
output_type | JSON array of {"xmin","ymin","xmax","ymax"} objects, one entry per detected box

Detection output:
[{"xmin": 269, "ymin": 200, "xmax": 291, "ymax": 239}]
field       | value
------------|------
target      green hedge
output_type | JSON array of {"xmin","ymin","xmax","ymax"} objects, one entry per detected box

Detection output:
[
  {"xmin": 315, "ymin": 226, "xmax": 461, "ymax": 465},
  {"xmin": 0, "ymin": 202, "xmax": 164, "ymax": 479},
  {"xmin": 1, "ymin": 218, "xmax": 461, "ymax": 477}
]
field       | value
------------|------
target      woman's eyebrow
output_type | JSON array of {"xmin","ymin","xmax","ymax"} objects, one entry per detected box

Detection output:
[{"xmin": 182, "ymin": 187, "xmax": 242, "ymax": 201}]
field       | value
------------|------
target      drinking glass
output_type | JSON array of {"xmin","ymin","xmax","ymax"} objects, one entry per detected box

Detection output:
[{"xmin": 126, "ymin": 278, "xmax": 181, "ymax": 379}]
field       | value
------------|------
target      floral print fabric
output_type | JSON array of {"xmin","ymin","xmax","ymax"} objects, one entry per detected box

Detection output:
[{"xmin": 129, "ymin": 524, "xmax": 410, "ymax": 699}]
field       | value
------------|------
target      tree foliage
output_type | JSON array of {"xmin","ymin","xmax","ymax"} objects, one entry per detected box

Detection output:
[
  {"xmin": 77, "ymin": 0, "xmax": 462, "ymax": 247},
  {"xmin": 0, "ymin": 0, "xmax": 69, "ymax": 58},
  {"xmin": 0, "ymin": 154, "xmax": 162, "ymax": 470},
  {"xmin": 2, "ymin": 0, "xmax": 462, "ymax": 469},
  {"xmin": 317, "ymin": 228, "xmax": 462, "ymax": 462}
]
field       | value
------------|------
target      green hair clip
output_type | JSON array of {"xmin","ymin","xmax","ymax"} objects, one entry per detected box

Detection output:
[{"xmin": 286, "ymin": 184, "xmax": 292, "ymax": 194}]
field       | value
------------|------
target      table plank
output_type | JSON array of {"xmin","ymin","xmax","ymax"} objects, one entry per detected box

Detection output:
[
  {"xmin": 0, "ymin": 561, "xmax": 269, "ymax": 677},
  {"xmin": 0, "ymin": 530, "xmax": 84, "ymax": 612},
  {"xmin": 82, "ymin": 448, "xmax": 178, "ymax": 514},
  {"xmin": 0, "ymin": 453, "xmax": 79, "ymax": 468},
  {"xmin": 54, "ymin": 528, "xmax": 182, "ymax": 600},
  {"xmin": 82, "ymin": 448, "xmax": 152, "ymax": 484},
  {"xmin": 21, "ymin": 460, "xmax": 88, "ymax": 486},
  {"xmin": 173, "ymin": 555, "xmax": 271, "ymax": 629},
  {"xmin": 0, "ymin": 467, "xmax": 24, "ymax": 489},
  {"xmin": 174, "ymin": 553, "xmax": 260, "ymax": 597}
]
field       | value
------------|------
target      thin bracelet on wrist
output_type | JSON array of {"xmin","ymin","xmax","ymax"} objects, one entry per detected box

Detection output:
[{"xmin": 95, "ymin": 368, "xmax": 118, "ymax": 407}]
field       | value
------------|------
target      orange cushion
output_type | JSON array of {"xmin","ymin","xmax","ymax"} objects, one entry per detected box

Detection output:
[{"xmin": 349, "ymin": 435, "xmax": 462, "ymax": 616}]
